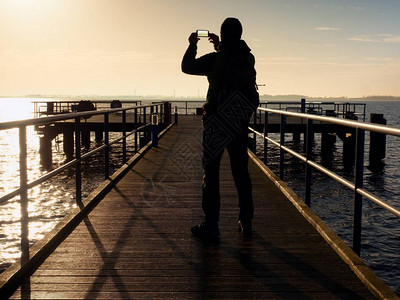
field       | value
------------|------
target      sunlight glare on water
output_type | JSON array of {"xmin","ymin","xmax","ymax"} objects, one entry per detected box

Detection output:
[
  {"xmin": 0, "ymin": 98, "xmax": 76, "ymax": 269},
  {"xmin": 0, "ymin": 98, "xmax": 33, "ymax": 122}
]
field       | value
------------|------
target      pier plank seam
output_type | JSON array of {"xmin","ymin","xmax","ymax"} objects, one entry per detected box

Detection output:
[{"xmin": 4, "ymin": 115, "xmax": 394, "ymax": 299}]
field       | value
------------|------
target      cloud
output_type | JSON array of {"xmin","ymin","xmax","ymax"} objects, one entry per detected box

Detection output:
[
  {"xmin": 315, "ymin": 27, "xmax": 342, "ymax": 31},
  {"xmin": 348, "ymin": 34, "xmax": 400, "ymax": 43},
  {"xmin": 318, "ymin": 44, "xmax": 336, "ymax": 47},
  {"xmin": 381, "ymin": 34, "xmax": 400, "ymax": 43}
]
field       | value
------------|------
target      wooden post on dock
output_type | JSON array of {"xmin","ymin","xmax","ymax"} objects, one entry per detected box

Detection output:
[
  {"xmin": 321, "ymin": 132, "xmax": 336, "ymax": 162},
  {"xmin": 293, "ymin": 130, "xmax": 301, "ymax": 142},
  {"xmin": 164, "ymin": 102, "xmax": 171, "ymax": 124},
  {"xmin": 81, "ymin": 123, "xmax": 90, "ymax": 149},
  {"xmin": 63, "ymin": 127, "xmax": 74, "ymax": 160},
  {"xmin": 369, "ymin": 113, "xmax": 386, "ymax": 170},
  {"xmin": 40, "ymin": 133, "xmax": 52, "ymax": 168},
  {"xmin": 301, "ymin": 98, "xmax": 306, "ymax": 113},
  {"xmin": 95, "ymin": 129, "xmax": 103, "ymax": 142}
]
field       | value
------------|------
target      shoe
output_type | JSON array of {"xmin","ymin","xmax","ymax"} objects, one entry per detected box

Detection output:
[
  {"xmin": 191, "ymin": 221, "xmax": 220, "ymax": 239},
  {"xmin": 238, "ymin": 219, "xmax": 252, "ymax": 239}
]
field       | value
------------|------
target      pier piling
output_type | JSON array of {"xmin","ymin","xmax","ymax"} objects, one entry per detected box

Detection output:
[
  {"xmin": 39, "ymin": 136, "xmax": 52, "ymax": 168},
  {"xmin": 63, "ymin": 128, "xmax": 74, "ymax": 160},
  {"xmin": 369, "ymin": 113, "xmax": 386, "ymax": 170}
]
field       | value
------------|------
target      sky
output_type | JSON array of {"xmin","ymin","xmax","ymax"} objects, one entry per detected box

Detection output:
[{"xmin": 1, "ymin": 0, "xmax": 400, "ymax": 98}]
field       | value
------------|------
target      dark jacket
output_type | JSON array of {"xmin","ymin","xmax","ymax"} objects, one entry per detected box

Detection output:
[{"xmin": 181, "ymin": 40, "xmax": 258, "ymax": 114}]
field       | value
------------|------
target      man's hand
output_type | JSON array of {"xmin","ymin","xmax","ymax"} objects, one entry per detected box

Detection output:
[
  {"xmin": 189, "ymin": 32, "xmax": 199, "ymax": 45},
  {"xmin": 208, "ymin": 33, "xmax": 220, "ymax": 50}
]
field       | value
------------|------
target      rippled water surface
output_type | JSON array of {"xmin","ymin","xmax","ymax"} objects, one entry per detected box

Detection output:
[{"xmin": 0, "ymin": 98, "xmax": 399, "ymax": 295}]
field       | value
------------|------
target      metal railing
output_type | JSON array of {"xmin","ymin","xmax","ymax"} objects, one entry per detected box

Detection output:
[
  {"xmin": 33, "ymin": 100, "xmax": 142, "ymax": 117},
  {"xmin": 167, "ymin": 99, "xmax": 367, "ymax": 121},
  {"xmin": 249, "ymin": 107, "xmax": 400, "ymax": 255},
  {"xmin": 0, "ymin": 102, "xmax": 170, "ymax": 206},
  {"xmin": 259, "ymin": 101, "xmax": 367, "ymax": 121}
]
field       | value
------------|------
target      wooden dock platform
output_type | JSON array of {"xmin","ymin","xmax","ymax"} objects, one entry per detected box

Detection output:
[{"xmin": 6, "ymin": 115, "xmax": 394, "ymax": 299}]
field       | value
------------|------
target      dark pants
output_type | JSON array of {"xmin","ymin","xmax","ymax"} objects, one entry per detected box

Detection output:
[{"xmin": 202, "ymin": 116, "xmax": 254, "ymax": 225}]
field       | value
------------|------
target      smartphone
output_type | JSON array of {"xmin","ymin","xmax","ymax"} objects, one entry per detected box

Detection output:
[{"xmin": 196, "ymin": 30, "xmax": 209, "ymax": 38}]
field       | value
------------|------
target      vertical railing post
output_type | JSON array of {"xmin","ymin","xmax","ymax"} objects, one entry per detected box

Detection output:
[
  {"xmin": 305, "ymin": 119, "xmax": 314, "ymax": 207},
  {"xmin": 252, "ymin": 109, "xmax": 257, "ymax": 152},
  {"xmin": 144, "ymin": 106, "xmax": 147, "ymax": 144},
  {"xmin": 263, "ymin": 111, "xmax": 268, "ymax": 165},
  {"xmin": 169, "ymin": 103, "xmax": 172, "ymax": 124},
  {"xmin": 175, "ymin": 106, "xmax": 178, "ymax": 125},
  {"xmin": 134, "ymin": 108, "xmax": 138, "ymax": 153},
  {"xmin": 160, "ymin": 103, "xmax": 164, "ymax": 126},
  {"xmin": 19, "ymin": 126, "xmax": 29, "ymax": 265},
  {"xmin": 122, "ymin": 110, "xmax": 127, "ymax": 164},
  {"xmin": 104, "ymin": 113, "xmax": 110, "ymax": 179},
  {"xmin": 150, "ymin": 106, "xmax": 154, "ymax": 136},
  {"xmin": 151, "ymin": 113, "xmax": 159, "ymax": 147},
  {"xmin": 301, "ymin": 98, "xmax": 306, "ymax": 113},
  {"xmin": 279, "ymin": 114, "xmax": 286, "ymax": 180},
  {"xmin": 353, "ymin": 128, "xmax": 365, "ymax": 255},
  {"xmin": 74, "ymin": 117, "xmax": 82, "ymax": 202}
]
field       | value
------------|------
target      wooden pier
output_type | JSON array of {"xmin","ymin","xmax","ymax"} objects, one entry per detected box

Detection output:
[{"xmin": 3, "ymin": 115, "xmax": 396, "ymax": 299}]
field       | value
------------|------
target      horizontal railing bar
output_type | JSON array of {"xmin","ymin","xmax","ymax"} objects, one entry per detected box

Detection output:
[
  {"xmin": 81, "ymin": 145, "xmax": 107, "ymax": 160},
  {"xmin": 248, "ymin": 127, "xmax": 281, "ymax": 148},
  {"xmin": 258, "ymin": 107, "xmax": 400, "ymax": 136},
  {"xmin": 281, "ymin": 145, "xmax": 306, "ymax": 162},
  {"xmin": 0, "ymin": 159, "xmax": 77, "ymax": 204},
  {"xmin": 33, "ymin": 100, "xmax": 142, "ymax": 104},
  {"xmin": 0, "ymin": 190, "xmax": 20, "ymax": 205},
  {"xmin": 0, "ymin": 103, "xmax": 162, "ymax": 130},
  {"xmin": 109, "ymin": 135, "xmax": 126, "ymax": 146},
  {"xmin": 75, "ymin": 123, "xmax": 150, "ymax": 161},
  {"xmin": 357, "ymin": 188, "xmax": 400, "ymax": 218},
  {"xmin": 27, "ymin": 159, "xmax": 78, "ymax": 190},
  {"xmin": 307, "ymin": 160, "xmax": 355, "ymax": 190}
]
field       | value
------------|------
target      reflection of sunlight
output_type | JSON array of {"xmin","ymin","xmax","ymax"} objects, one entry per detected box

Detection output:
[{"xmin": 0, "ymin": 99, "xmax": 33, "ymax": 122}]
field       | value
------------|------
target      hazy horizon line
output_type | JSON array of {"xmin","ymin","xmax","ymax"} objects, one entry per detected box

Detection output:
[{"xmin": 1, "ymin": 94, "xmax": 400, "ymax": 101}]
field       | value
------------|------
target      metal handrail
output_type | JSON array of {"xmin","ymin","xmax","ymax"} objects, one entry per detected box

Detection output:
[
  {"xmin": 167, "ymin": 99, "xmax": 367, "ymax": 121},
  {"xmin": 251, "ymin": 107, "xmax": 400, "ymax": 255},
  {"xmin": 32, "ymin": 100, "xmax": 142, "ymax": 117},
  {"xmin": 260, "ymin": 108, "xmax": 400, "ymax": 136},
  {"xmin": 0, "ymin": 103, "xmax": 169, "ymax": 205},
  {"xmin": 0, "ymin": 103, "xmax": 155, "ymax": 130}
]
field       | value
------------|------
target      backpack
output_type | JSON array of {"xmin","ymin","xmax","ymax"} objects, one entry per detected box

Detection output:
[{"xmin": 217, "ymin": 52, "xmax": 259, "ymax": 124}]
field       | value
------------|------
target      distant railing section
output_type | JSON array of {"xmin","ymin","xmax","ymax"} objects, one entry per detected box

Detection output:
[
  {"xmin": 249, "ymin": 107, "xmax": 400, "ymax": 255},
  {"xmin": 0, "ymin": 102, "xmax": 171, "ymax": 272},
  {"xmin": 33, "ymin": 100, "xmax": 142, "ymax": 117},
  {"xmin": 168, "ymin": 99, "xmax": 367, "ymax": 121},
  {"xmin": 259, "ymin": 100, "xmax": 366, "ymax": 121}
]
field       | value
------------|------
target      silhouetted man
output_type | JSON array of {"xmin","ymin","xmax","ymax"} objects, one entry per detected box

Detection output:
[{"xmin": 182, "ymin": 17, "xmax": 259, "ymax": 239}]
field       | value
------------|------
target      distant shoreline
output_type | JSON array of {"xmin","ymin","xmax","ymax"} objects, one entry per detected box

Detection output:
[{"xmin": 1, "ymin": 95, "xmax": 399, "ymax": 102}]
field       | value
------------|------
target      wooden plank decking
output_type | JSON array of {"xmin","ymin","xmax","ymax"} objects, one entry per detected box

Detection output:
[{"xmin": 9, "ymin": 115, "xmax": 382, "ymax": 299}]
